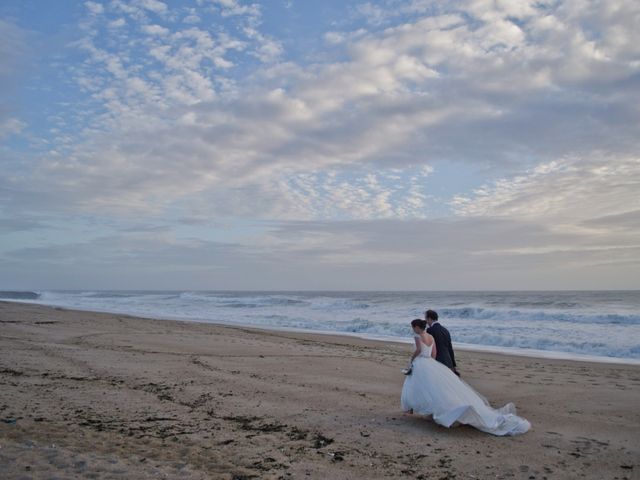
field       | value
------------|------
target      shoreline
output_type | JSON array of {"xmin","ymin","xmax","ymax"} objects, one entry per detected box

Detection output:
[{"xmin": 3, "ymin": 299, "xmax": 639, "ymax": 366}]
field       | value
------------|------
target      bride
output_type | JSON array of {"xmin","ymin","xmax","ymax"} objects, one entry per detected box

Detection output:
[{"xmin": 401, "ymin": 319, "xmax": 530, "ymax": 436}]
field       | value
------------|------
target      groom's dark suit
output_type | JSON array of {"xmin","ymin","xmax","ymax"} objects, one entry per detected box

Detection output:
[{"xmin": 427, "ymin": 321, "xmax": 457, "ymax": 372}]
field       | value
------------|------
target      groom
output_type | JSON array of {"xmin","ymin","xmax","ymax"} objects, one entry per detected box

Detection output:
[{"xmin": 425, "ymin": 309, "xmax": 460, "ymax": 376}]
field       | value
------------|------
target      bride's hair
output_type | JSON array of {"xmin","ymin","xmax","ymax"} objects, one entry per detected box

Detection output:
[{"xmin": 411, "ymin": 318, "xmax": 427, "ymax": 330}]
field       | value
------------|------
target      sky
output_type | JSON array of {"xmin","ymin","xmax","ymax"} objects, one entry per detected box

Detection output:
[{"xmin": 0, "ymin": 0, "xmax": 639, "ymax": 291}]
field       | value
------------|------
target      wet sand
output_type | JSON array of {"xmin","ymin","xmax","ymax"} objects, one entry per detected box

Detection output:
[{"xmin": 1, "ymin": 301, "xmax": 639, "ymax": 479}]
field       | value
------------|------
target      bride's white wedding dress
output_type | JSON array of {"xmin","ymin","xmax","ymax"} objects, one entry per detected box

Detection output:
[{"xmin": 401, "ymin": 335, "xmax": 531, "ymax": 436}]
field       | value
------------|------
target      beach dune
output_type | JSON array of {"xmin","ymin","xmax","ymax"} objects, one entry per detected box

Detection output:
[{"xmin": 0, "ymin": 301, "xmax": 638, "ymax": 479}]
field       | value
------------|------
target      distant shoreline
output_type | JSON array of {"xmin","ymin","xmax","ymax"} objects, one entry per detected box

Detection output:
[
  {"xmin": 2, "ymin": 289, "xmax": 640, "ymax": 296},
  {"xmin": 3, "ymin": 298, "xmax": 639, "ymax": 366}
]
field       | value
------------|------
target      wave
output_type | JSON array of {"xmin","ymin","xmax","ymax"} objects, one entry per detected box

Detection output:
[
  {"xmin": 0, "ymin": 291, "xmax": 40, "ymax": 300},
  {"xmin": 178, "ymin": 292, "xmax": 310, "ymax": 307},
  {"xmin": 309, "ymin": 297, "xmax": 371, "ymax": 311},
  {"xmin": 439, "ymin": 306, "xmax": 640, "ymax": 325},
  {"xmin": 83, "ymin": 292, "xmax": 157, "ymax": 299},
  {"xmin": 296, "ymin": 319, "xmax": 640, "ymax": 359},
  {"xmin": 235, "ymin": 315, "xmax": 640, "ymax": 359}
]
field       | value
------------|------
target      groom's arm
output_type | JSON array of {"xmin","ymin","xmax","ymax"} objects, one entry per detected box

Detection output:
[{"xmin": 446, "ymin": 331, "xmax": 457, "ymax": 368}]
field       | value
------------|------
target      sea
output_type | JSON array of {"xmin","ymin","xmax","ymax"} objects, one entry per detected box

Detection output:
[{"xmin": 2, "ymin": 290, "xmax": 639, "ymax": 364}]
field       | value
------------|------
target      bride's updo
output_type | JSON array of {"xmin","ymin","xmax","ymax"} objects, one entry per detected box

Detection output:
[{"xmin": 411, "ymin": 318, "xmax": 427, "ymax": 330}]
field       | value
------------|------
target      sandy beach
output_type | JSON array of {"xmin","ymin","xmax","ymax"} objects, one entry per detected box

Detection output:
[{"xmin": 1, "ymin": 301, "xmax": 638, "ymax": 479}]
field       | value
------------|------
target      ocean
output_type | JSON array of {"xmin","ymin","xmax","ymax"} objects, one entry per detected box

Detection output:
[{"xmin": 2, "ymin": 290, "xmax": 639, "ymax": 363}]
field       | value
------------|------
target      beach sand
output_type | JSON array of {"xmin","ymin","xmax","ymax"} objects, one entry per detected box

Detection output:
[{"xmin": 0, "ymin": 301, "xmax": 638, "ymax": 479}]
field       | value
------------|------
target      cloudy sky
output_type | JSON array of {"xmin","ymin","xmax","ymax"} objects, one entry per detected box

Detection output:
[{"xmin": 1, "ymin": 0, "xmax": 639, "ymax": 290}]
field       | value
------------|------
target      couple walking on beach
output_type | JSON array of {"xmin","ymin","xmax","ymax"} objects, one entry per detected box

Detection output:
[{"xmin": 401, "ymin": 310, "xmax": 531, "ymax": 436}]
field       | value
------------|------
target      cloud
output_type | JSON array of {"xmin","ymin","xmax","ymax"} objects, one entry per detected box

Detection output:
[
  {"xmin": 0, "ymin": 118, "xmax": 26, "ymax": 139},
  {"xmin": 85, "ymin": 1, "xmax": 104, "ymax": 16},
  {"xmin": 0, "ymin": 18, "xmax": 30, "ymax": 114},
  {"xmin": 3, "ymin": 213, "xmax": 637, "ymax": 290},
  {"xmin": 254, "ymin": 215, "xmax": 640, "ymax": 289},
  {"xmin": 451, "ymin": 154, "xmax": 640, "ymax": 225},
  {"xmin": 137, "ymin": 0, "xmax": 168, "ymax": 15},
  {"xmin": 0, "ymin": 216, "xmax": 45, "ymax": 235},
  {"xmin": 1, "ymin": 0, "xmax": 639, "ymax": 290},
  {"xmin": 183, "ymin": 14, "xmax": 201, "ymax": 24},
  {"xmin": 354, "ymin": 3, "xmax": 390, "ymax": 26},
  {"xmin": 583, "ymin": 210, "xmax": 640, "ymax": 232},
  {"xmin": 167, "ymin": 164, "xmax": 435, "ymax": 222},
  {"xmin": 2, "ymin": 0, "xmax": 637, "ymax": 228},
  {"xmin": 141, "ymin": 24, "xmax": 170, "ymax": 36},
  {"xmin": 213, "ymin": 0, "xmax": 261, "ymax": 18},
  {"xmin": 108, "ymin": 18, "xmax": 127, "ymax": 29},
  {"xmin": 0, "ymin": 232, "xmax": 256, "ymax": 290}
]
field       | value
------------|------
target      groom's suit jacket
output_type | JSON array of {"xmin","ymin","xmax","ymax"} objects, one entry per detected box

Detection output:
[{"xmin": 427, "ymin": 322, "xmax": 457, "ymax": 371}]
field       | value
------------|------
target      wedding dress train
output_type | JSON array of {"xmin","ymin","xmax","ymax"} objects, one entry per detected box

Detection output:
[{"xmin": 401, "ymin": 336, "xmax": 530, "ymax": 436}]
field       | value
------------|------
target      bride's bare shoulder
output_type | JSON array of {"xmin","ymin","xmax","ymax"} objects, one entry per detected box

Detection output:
[{"xmin": 422, "ymin": 332, "xmax": 435, "ymax": 345}]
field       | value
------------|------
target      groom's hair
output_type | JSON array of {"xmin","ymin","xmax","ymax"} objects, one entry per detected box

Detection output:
[{"xmin": 425, "ymin": 310, "xmax": 438, "ymax": 321}]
